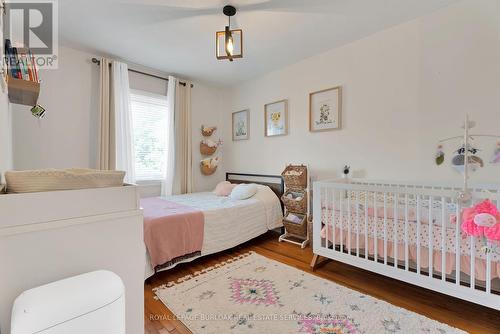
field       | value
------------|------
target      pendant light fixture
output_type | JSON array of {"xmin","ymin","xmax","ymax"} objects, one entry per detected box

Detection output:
[{"xmin": 216, "ymin": 5, "xmax": 243, "ymax": 61}]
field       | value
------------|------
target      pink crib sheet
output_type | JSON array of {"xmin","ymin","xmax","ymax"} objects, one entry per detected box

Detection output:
[{"xmin": 321, "ymin": 208, "xmax": 500, "ymax": 281}]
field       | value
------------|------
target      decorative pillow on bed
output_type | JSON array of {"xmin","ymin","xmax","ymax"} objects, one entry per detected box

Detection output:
[
  {"xmin": 230, "ymin": 183, "xmax": 258, "ymax": 200},
  {"xmin": 213, "ymin": 181, "xmax": 236, "ymax": 196}
]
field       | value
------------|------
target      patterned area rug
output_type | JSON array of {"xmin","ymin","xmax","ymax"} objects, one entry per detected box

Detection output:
[{"xmin": 153, "ymin": 252, "xmax": 465, "ymax": 334}]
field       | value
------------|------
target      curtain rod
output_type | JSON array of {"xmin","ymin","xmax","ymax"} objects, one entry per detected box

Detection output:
[{"xmin": 91, "ymin": 58, "xmax": 193, "ymax": 88}]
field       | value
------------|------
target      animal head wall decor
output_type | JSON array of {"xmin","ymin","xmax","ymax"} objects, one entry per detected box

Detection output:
[{"xmin": 201, "ymin": 125, "xmax": 217, "ymax": 137}]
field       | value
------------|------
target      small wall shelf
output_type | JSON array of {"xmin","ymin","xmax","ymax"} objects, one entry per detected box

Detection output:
[{"xmin": 6, "ymin": 75, "xmax": 40, "ymax": 106}]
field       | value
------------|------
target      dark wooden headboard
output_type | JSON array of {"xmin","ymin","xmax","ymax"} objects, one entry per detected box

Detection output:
[{"xmin": 226, "ymin": 172, "xmax": 284, "ymax": 201}]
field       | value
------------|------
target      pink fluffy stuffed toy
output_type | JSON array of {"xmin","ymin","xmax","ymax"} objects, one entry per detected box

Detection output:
[{"xmin": 461, "ymin": 200, "xmax": 500, "ymax": 241}]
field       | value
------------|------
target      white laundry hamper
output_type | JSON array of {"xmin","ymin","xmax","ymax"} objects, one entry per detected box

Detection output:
[{"xmin": 11, "ymin": 270, "xmax": 125, "ymax": 334}]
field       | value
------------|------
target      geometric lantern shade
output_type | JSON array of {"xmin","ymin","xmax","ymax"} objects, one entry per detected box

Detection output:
[{"xmin": 216, "ymin": 29, "xmax": 243, "ymax": 61}]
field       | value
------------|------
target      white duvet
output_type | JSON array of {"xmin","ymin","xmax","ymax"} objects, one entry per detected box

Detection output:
[{"xmin": 145, "ymin": 184, "xmax": 283, "ymax": 278}]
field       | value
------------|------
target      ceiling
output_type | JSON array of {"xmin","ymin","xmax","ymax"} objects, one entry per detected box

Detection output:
[{"xmin": 59, "ymin": 0, "xmax": 458, "ymax": 86}]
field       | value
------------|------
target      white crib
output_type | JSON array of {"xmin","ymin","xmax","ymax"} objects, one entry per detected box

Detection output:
[{"xmin": 312, "ymin": 179, "xmax": 500, "ymax": 310}]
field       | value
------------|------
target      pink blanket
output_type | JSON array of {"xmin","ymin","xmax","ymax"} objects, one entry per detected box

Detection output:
[{"xmin": 141, "ymin": 197, "xmax": 204, "ymax": 271}]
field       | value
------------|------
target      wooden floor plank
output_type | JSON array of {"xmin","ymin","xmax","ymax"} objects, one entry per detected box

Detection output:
[{"xmin": 145, "ymin": 231, "xmax": 500, "ymax": 334}]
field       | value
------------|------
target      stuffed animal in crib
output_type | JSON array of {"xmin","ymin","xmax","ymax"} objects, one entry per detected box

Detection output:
[{"xmin": 461, "ymin": 200, "xmax": 500, "ymax": 241}]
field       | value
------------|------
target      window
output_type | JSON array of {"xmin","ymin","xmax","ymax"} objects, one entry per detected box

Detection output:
[{"xmin": 130, "ymin": 89, "xmax": 169, "ymax": 182}]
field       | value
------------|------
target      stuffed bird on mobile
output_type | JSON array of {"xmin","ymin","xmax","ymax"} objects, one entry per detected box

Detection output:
[{"xmin": 491, "ymin": 142, "xmax": 500, "ymax": 164}]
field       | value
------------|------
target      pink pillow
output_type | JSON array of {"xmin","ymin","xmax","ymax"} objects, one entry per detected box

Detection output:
[{"xmin": 213, "ymin": 181, "xmax": 236, "ymax": 196}]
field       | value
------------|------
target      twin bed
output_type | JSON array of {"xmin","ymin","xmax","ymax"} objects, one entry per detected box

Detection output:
[{"xmin": 142, "ymin": 173, "xmax": 284, "ymax": 278}]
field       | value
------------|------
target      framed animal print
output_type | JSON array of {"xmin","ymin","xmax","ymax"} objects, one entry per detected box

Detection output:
[
  {"xmin": 232, "ymin": 109, "xmax": 250, "ymax": 141},
  {"xmin": 309, "ymin": 86, "xmax": 342, "ymax": 132},
  {"xmin": 264, "ymin": 99, "xmax": 288, "ymax": 137}
]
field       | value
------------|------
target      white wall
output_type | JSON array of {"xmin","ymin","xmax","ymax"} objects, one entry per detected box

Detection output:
[
  {"xmin": 12, "ymin": 46, "xmax": 99, "ymax": 170},
  {"xmin": 11, "ymin": 46, "xmax": 225, "ymax": 193},
  {"xmin": 222, "ymin": 0, "xmax": 500, "ymax": 185},
  {"xmin": 191, "ymin": 83, "xmax": 226, "ymax": 192}
]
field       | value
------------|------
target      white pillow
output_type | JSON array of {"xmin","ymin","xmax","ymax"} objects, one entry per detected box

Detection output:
[{"xmin": 230, "ymin": 183, "xmax": 258, "ymax": 200}]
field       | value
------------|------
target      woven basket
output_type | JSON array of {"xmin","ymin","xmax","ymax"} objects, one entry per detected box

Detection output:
[
  {"xmin": 283, "ymin": 213, "xmax": 307, "ymax": 238},
  {"xmin": 5, "ymin": 168, "xmax": 125, "ymax": 193},
  {"xmin": 200, "ymin": 141, "xmax": 217, "ymax": 155},
  {"xmin": 200, "ymin": 164, "xmax": 217, "ymax": 176},
  {"xmin": 281, "ymin": 165, "xmax": 307, "ymax": 188},
  {"xmin": 282, "ymin": 189, "xmax": 307, "ymax": 214}
]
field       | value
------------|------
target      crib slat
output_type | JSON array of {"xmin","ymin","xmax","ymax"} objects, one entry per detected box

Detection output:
[
  {"xmin": 373, "ymin": 192, "xmax": 378, "ymax": 262},
  {"xmin": 487, "ymin": 193, "xmax": 499, "ymax": 293},
  {"xmin": 416, "ymin": 195, "xmax": 421, "ymax": 275},
  {"xmin": 364, "ymin": 192, "xmax": 369, "ymax": 260},
  {"xmin": 356, "ymin": 191, "xmax": 360, "ymax": 257},
  {"xmin": 441, "ymin": 197, "xmax": 446, "ymax": 282},
  {"xmin": 393, "ymin": 194, "xmax": 398, "ymax": 268},
  {"xmin": 347, "ymin": 192, "xmax": 351, "ymax": 255},
  {"xmin": 319, "ymin": 186, "xmax": 324, "ymax": 249},
  {"xmin": 383, "ymin": 193, "xmax": 388, "ymax": 265},
  {"xmin": 340, "ymin": 190, "xmax": 344, "ymax": 252},
  {"xmin": 428, "ymin": 196, "xmax": 433, "ymax": 278},
  {"xmin": 455, "ymin": 203, "xmax": 461, "ymax": 285},
  {"xmin": 470, "ymin": 236, "xmax": 475, "ymax": 290},
  {"xmin": 486, "ymin": 244, "xmax": 491, "ymax": 294},
  {"xmin": 324, "ymin": 187, "xmax": 329, "ymax": 251},
  {"xmin": 405, "ymin": 193, "xmax": 409, "ymax": 271},
  {"xmin": 331, "ymin": 188, "xmax": 336, "ymax": 251}
]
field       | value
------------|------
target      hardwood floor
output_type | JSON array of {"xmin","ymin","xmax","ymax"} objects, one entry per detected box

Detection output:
[{"xmin": 144, "ymin": 232, "xmax": 500, "ymax": 334}]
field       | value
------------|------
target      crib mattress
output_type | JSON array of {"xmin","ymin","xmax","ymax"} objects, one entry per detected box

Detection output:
[{"xmin": 321, "ymin": 208, "xmax": 500, "ymax": 281}]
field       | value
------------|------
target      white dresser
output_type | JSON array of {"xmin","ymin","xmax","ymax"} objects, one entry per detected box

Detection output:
[{"xmin": 0, "ymin": 185, "xmax": 145, "ymax": 334}]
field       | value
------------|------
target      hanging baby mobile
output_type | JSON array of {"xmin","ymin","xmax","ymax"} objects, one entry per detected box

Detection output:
[
  {"xmin": 436, "ymin": 115, "xmax": 500, "ymax": 254},
  {"xmin": 435, "ymin": 144, "xmax": 445, "ymax": 166},
  {"xmin": 451, "ymin": 145, "xmax": 483, "ymax": 173},
  {"xmin": 491, "ymin": 141, "xmax": 500, "ymax": 164},
  {"xmin": 435, "ymin": 115, "xmax": 500, "ymax": 201}
]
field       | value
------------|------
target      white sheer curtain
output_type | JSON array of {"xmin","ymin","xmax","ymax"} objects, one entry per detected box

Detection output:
[
  {"xmin": 161, "ymin": 76, "xmax": 177, "ymax": 196},
  {"xmin": 161, "ymin": 75, "xmax": 193, "ymax": 196},
  {"xmin": 112, "ymin": 61, "xmax": 136, "ymax": 184}
]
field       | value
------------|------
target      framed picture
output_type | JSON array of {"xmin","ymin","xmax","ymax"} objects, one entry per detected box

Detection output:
[
  {"xmin": 309, "ymin": 86, "xmax": 342, "ymax": 132},
  {"xmin": 264, "ymin": 99, "xmax": 288, "ymax": 137},
  {"xmin": 232, "ymin": 109, "xmax": 250, "ymax": 141}
]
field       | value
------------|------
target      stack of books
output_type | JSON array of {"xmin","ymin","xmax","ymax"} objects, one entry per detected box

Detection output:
[{"xmin": 4, "ymin": 39, "xmax": 39, "ymax": 82}]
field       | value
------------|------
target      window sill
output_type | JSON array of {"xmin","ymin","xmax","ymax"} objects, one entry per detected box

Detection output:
[{"xmin": 136, "ymin": 180, "xmax": 161, "ymax": 187}]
